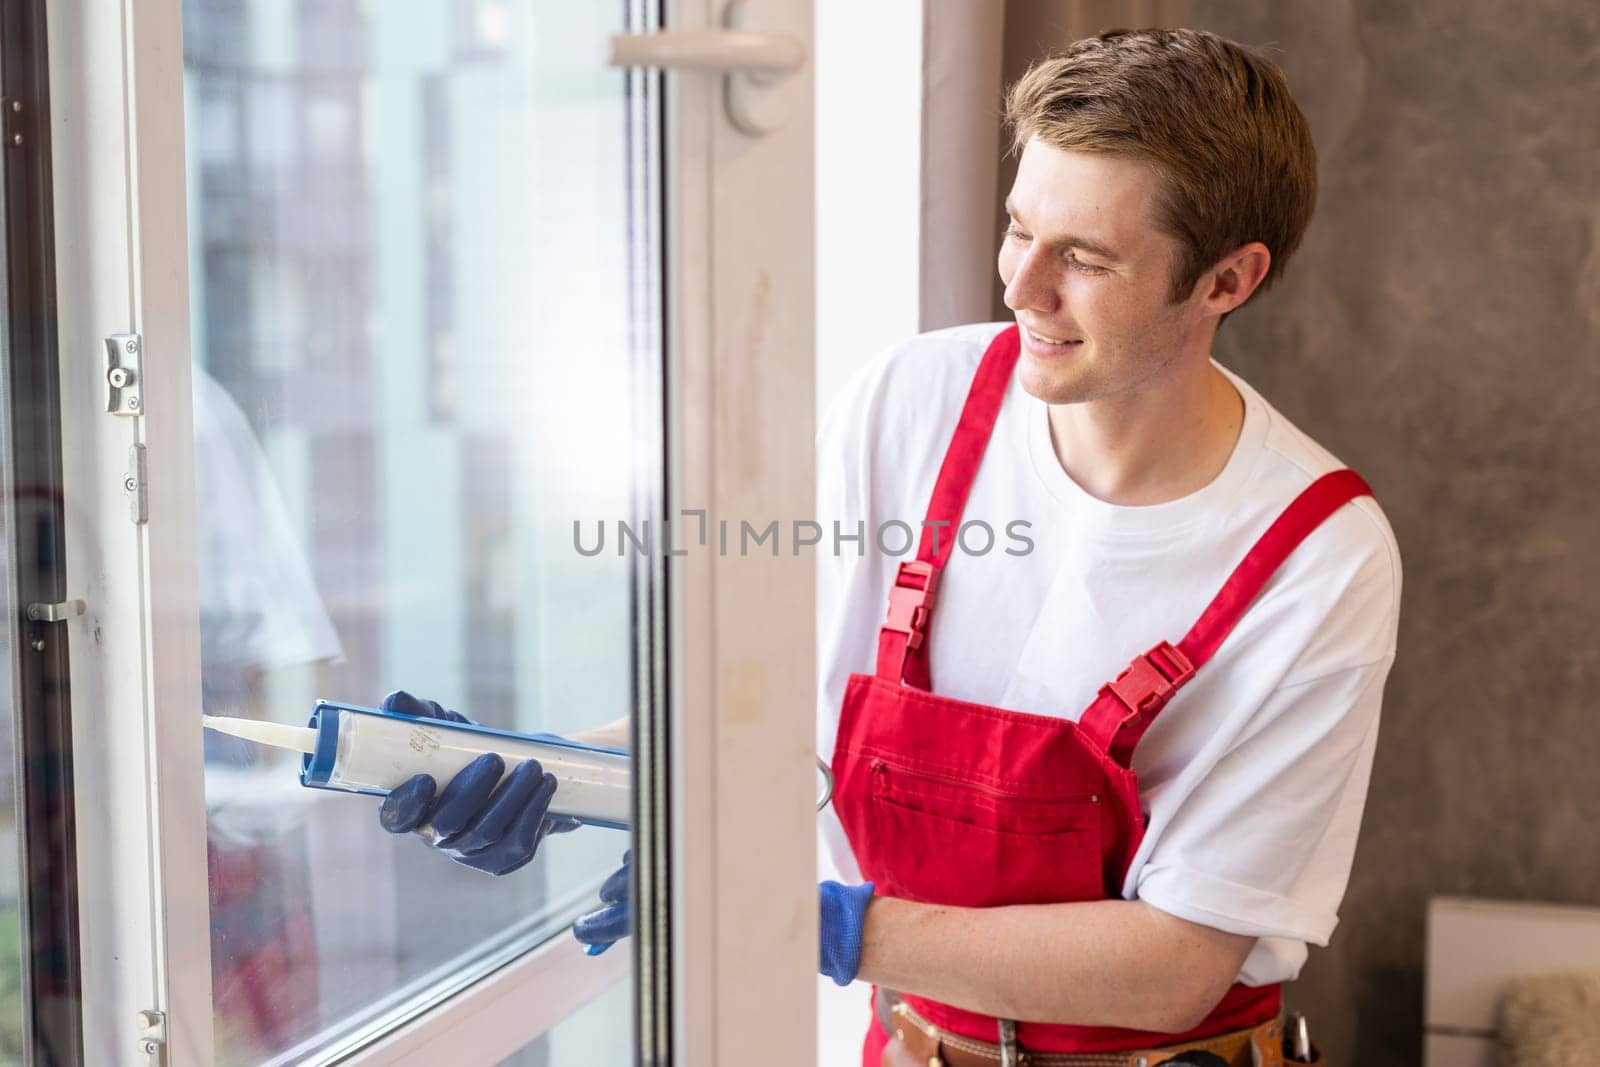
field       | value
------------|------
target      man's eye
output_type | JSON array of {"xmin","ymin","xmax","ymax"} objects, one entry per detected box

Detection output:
[
  {"xmin": 1066, "ymin": 253, "xmax": 1105, "ymax": 274},
  {"xmin": 1003, "ymin": 224, "xmax": 1028, "ymax": 241}
]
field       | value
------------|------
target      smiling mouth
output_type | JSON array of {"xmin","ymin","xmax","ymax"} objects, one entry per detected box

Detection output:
[{"xmin": 1021, "ymin": 324, "xmax": 1083, "ymax": 349}]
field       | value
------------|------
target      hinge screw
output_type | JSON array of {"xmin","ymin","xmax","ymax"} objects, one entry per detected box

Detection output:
[
  {"xmin": 127, "ymin": 396, "xmax": 140, "ymax": 410},
  {"xmin": 125, "ymin": 339, "xmax": 138, "ymax": 354},
  {"xmin": 31, "ymin": 639, "xmax": 44, "ymax": 652},
  {"xmin": 124, "ymin": 477, "xmax": 138, "ymax": 492},
  {"xmin": 9, "ymin": 100, "xmax": 19, "ymax": 113},
  {"xmin": 140, "ymin": 1039, "xmax": 160, "ymax": 1055},
  {"xmin": 10, "ymin": 133, "xmax": 21, "ymax": 146}
]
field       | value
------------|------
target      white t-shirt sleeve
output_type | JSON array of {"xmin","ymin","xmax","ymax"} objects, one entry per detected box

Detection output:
[
  {"xmin": 1123, "ymin": 470, "xmax": 1401, "ymax": 988},
  {"xmin": 1134, "ymin": 655, "xmax": 1391, "ymax": 950}
]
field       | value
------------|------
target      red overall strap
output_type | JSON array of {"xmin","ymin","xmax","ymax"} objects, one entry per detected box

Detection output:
[
  {"xmin": 875, "ymin": 326, "xmax": 1022, "ymax": 689},
  {"xmin": 1079, "ymin": 468, "xmax": 1375, "ymax": 766}
]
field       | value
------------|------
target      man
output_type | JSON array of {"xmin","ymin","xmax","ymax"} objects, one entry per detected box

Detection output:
[{"xmin": 378, "ymin": 28, "xmax": 1399, "ymax": 1066}]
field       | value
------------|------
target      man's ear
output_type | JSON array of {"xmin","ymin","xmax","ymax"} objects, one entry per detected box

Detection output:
[{"xmin": 1205, "ymin": 242, "xmax": 1272, "ymax": 315}]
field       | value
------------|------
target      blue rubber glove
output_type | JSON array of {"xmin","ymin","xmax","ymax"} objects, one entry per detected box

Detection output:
[
  {"xmin": 572, "ymin": 851, "xmax": 632, "ymax": 956},
  {"xmin": 819, "ymin": 880, "xmax": 875, "ymax": 986},
  {"xmin": 376, "ymin": 690, "xmax": 579, "ymax": 875},
  {"xmin": 573, "ymin": 867, "xmax": 876, "ymax": 979}
]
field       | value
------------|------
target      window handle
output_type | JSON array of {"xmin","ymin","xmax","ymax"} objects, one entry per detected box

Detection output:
[
  {"xmin": 609, "ymin": 1, "xmax": 807, "ymax": 136},
  {"xmin": 608, "ymin": 29, "xmax": 805, "ymax": 77}
]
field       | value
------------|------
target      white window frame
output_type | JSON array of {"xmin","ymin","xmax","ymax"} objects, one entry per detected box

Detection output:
[
  {"xmin": 663, "ymin": 0, "xmax": 818, "ymax": 1057},
  {"xmin": 45, "ymin": 0, "xmax": 816, "ymax": 1063}
]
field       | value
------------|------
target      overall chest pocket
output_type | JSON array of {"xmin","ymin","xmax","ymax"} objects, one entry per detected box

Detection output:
[{"xmin": 866, "ymin": 759, "xmax": 1106, "ymax": 907}]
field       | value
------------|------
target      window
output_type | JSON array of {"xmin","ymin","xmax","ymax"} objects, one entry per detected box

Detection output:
[
  {"xmin": 43, "ymin": 0, "xmax": 816, "ymax": 1060},
  {"xmin": 180, "ymin": 2, "xmax": 656, "ymax": 1061}
]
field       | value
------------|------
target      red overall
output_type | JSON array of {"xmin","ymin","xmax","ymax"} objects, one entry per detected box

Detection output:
[{"xmin": 830, "ymin": 326, "xmax": 1372, "ymax": 1060}]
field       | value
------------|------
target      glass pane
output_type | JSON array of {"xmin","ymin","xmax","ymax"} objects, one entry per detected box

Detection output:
[{"xmin": 182, "ymin": 1, "xmax": 657, "ymax": 1061}]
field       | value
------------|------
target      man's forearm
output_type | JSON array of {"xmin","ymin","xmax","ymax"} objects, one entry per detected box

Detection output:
[{"xmin": 856, "ymin": 895, "xmax": 1255, "ymax": 1034}]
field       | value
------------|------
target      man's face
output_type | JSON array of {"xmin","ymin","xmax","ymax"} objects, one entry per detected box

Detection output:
[{"xmin": 998, "ymin": 139, "xmax": 1208, "ymax": 406}]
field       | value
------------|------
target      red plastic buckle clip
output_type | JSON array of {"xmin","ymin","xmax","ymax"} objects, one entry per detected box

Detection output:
[
  {"xmin": 883, "ymin": 560, "xmax": 940, "ymax": 650},
  {"xmin": 1105, "ymin": 641, "xmax": 1196, "ymax": 720}
]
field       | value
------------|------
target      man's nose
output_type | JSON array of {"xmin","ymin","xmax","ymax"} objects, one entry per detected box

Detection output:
[{"xmin": 1003, "ymin": 248, "xmax": 1059, "ymax": 314}]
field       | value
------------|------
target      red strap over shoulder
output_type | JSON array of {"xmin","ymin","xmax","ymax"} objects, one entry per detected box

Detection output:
[
  {"xmin": 1079, "ymin": 468, "xmax": 1375, "ymax": 766},
  {"xmin": 875, "ymin": 326, "xmax": 1021, "ymax": 689}
]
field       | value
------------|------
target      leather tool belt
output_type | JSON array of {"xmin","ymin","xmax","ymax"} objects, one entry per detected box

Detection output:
[{"xmin": 875, "ymin": 989, "xmax": 1325, "ymax": 1067}]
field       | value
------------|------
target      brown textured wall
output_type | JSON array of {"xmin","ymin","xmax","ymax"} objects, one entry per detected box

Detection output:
[{"xmin": 994, "ymin": 2, "xmax": 1600, "ymax": 1063}]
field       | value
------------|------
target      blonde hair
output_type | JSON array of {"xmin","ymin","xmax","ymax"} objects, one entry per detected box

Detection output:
[{"xmin": 1004, "ymin": 28, "xmax": 1317, "ymax": 310}]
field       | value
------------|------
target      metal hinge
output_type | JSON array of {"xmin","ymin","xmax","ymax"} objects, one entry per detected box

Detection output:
[
  {"xmin": 105, "ymin": 332, "xmax": 143, "ymax": 415},
  {"xmin": 124, "ymin": 444, "xmax": 148, "ymax": 524},
  {"xmin": 137, "ymin": 1009, "xmax": 167, "ymax": 1064}
]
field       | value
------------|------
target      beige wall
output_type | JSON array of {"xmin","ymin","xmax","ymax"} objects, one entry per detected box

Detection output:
[{"xmin": 993, "ymin": 2, "xmax": 1600, "ymax": 1063}]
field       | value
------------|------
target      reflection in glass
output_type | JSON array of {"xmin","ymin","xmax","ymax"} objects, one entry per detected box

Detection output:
[{"xmin": 183, "ymin": 1, "xmax": 653, "ymax": 1061}]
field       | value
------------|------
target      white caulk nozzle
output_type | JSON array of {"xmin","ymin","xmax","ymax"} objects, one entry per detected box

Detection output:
[{"xmin": 203, "ymin": 714, "xmax": 320, "ymax": 755}]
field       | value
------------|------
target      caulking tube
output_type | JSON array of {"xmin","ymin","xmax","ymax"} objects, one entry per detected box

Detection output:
[{"xmin": 203, "ymin": 700, "xmax": 631, "ymax": 830}]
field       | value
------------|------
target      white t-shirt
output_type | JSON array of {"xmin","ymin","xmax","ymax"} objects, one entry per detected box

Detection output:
[{"xmin": 815, "ymin": 322, "xmax": 1401, "ymax": 987}]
